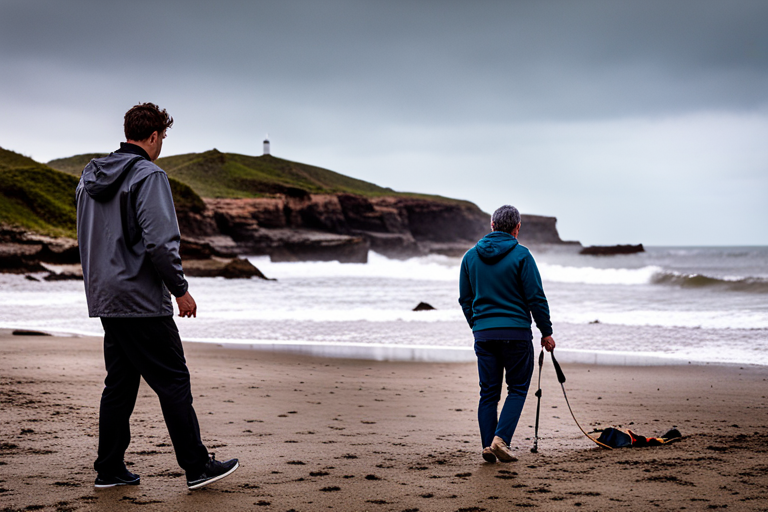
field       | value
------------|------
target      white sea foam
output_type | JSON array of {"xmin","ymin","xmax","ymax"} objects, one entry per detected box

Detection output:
[
  {"xmin": 1, "ymin": 248, "xmax": 766, "ymax": 366},
  {"xmin": 205, "ymin": 307, "xmax": 463, "ymax": 323},
  {"xmin": 538, "ymin": 263, "xmax": 662, "ymax": 285},
  {"xmin": 250, "ymin": 252, "xmax": 459, "ymax": 281},
  {"xmin": 0, "ymin": 290, "xmax": 84, "ymax": 306},
  {"xmin": 253, "ymin": 253, "xmax": 766, "ymax": 292},
  {"xmin": 557, "ymin": 308, "xmax": 768, "ymax": 330},
  {"xmin": 255, "ymin": 254, "xmax": 669, "ymax": 287}
]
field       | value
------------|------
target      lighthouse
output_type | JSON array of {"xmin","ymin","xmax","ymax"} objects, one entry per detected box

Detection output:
[{"xmin": 263, "ymin": 134, "xmax": 270, "ymax": 155}]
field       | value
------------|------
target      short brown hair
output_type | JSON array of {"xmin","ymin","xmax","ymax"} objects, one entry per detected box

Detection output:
[{"xmin": 124, "ymin": 102, "xmax": 173, "ymax": 141}]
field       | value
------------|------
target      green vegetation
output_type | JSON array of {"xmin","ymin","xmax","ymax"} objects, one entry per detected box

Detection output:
[
  {"xmin": 156, "ymin": 150, "xmax": 473, "ymax": 206},
  {"xmin": 156, "ymin": 150, "xmax": 394, "ymax": 198},
  {"xmin": 5, "ymin": 145, "xmax": 478, "ymax": 239},
  {"xmin": 48, "ymin": 152, "xmax": 207, "ymax": 214},
  {"xmin": 47, "ymin": 153, "xmax": 107, "ymax": 177},
  {"xmin": 168, "ymin": 177, "xmax": 206, "ymax": 213},
  {"xmin": 0, "ymin": 147, "xmax": 79, "ymax": 237},
  {"xmin": 49, "ymin": 148, "xmax": 474, "ymax": 206}
]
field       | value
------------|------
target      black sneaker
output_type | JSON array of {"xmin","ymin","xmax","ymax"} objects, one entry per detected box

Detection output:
[
  {"xmin": 94, "ymin": 469, "xmax": 140, "ymax": 488},
  {"xmin": 187, "ymin": 454, "xmax": 239, "ymax": 490}
]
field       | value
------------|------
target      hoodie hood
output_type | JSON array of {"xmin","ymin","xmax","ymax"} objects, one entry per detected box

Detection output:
[
  {"xmin": 475, "ymin": 231, "xmax": 519, "ymax": 264},
  {"xmin": 81, "ymin": 153, "xmax": 144, "ymax": 201}
]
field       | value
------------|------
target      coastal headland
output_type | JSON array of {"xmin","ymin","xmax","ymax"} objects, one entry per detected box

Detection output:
[
  {"xmin": 1, "ymin": 146, "xmax": 577, "ymax": 274},
  {"xmin": 1, "ymin": 330, "xmax": 766, "ymax": 511}
]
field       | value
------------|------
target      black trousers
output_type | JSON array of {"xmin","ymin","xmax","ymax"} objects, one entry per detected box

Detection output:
[{"xmin": 94, "ymin": 316, "xmax": 208, "ymax": 476}]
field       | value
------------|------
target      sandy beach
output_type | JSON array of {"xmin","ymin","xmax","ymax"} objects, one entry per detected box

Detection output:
[{"xmin": 1, "ymin": 329, "xmax": 766, "ymax": 511}]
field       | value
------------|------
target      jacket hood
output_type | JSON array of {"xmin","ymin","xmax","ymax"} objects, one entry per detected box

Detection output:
[
  {"xmin": 475, "ymin": 231, "xmax": 519, "ymax": 264},
  {"xmin": 81, "ymin": 153, "xmax": 144, "ymax": 201}
]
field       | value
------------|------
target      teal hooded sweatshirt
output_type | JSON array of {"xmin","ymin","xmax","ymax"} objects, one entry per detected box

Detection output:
[{"xmin": 458, "ymin": 231, "xmax": 552, "ymax": 337}]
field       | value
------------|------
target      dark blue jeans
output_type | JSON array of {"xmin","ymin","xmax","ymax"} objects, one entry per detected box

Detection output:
[{"xmin": 474, "ymin": 340, "xmax": 534, "ymax": 449}]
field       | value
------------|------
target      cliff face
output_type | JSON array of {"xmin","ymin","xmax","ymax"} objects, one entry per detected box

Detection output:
[
  {"xmin": 177, "ymin": 193, "xmax": 570, "ymax": 262},
  {"xmin": 24, "ymin": 148, "xmax": 576, "ymax": 266}
]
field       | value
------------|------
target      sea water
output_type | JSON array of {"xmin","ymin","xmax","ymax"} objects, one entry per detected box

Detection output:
[{"xmin": 0, "ymin": 246, "xmax": 766, "ymax": 365}]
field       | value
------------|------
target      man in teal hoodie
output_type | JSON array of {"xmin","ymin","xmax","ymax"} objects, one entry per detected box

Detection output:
[{"xmin": 459, "ymin": 205, "xmax": 556, "ymax": 463}]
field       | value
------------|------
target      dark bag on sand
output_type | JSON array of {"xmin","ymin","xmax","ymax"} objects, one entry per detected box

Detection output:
[{"xmin": 596, "ymin": 427, "xmax": 681, "ymax": 448}]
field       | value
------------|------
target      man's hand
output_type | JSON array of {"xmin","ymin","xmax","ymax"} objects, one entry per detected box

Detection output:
[
  {"xmin": 176, "ymin": 291, "xmax": 197, "ymax": 318},
  {"xmin": 541, "ymin": 336, "xmax": 556, "ymax": 352}
]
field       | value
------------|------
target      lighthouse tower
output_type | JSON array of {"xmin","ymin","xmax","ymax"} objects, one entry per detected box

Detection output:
[{"xmin": 263, "ymin": 134, "xmax": 270, "ymax": 155}]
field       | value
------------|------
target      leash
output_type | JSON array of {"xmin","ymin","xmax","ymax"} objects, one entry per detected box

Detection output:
[
  {"xmin": 549, "ymin": 350, "xmax": 612, "ymax": 450},
  {"xmin": 531, "ymin": 348, "xmax": 613, "ymax": 451},
  {"xmin": 531, "ymin": 348, "xmax": 544, "ymax": 453}
]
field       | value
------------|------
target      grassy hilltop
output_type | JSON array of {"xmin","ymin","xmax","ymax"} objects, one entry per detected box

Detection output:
[
  {"xmin": 46, "ymin": 153, "xmax": 107, "ymax": 176},
  {"xmin": 0, "ymin": 148, "xmax": 206, "ymax": 238},
  {"xmin": 50, "ymin": 149, "xmax": 472, "ymax": 206},
  {"xmin": 154, "ymin": 150, "xmax": 469, "ymax": 205},
  {"xmin": 3, "ymin": 146, "xmax": 477, "ymax": 239},
  {"xmin": 0, "ymin": 147, "xmax": 79, "ymax": 238},
  {"xmin": 48, "ymin": 153, "xmax": 206, "ymax": 214},
  {"xmin": 157, "ymin": 150, "xmax": 391, "ymax": 198}
]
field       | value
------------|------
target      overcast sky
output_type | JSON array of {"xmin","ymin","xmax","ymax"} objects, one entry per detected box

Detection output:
[{"xmin": 1, "ymin": 0, "xmax": 767, "ymax": 245}]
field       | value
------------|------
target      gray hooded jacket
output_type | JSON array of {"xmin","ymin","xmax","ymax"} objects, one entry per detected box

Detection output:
[{"xmin": 76, "ymin": 150, "xmax": 188, "ymax": 317}]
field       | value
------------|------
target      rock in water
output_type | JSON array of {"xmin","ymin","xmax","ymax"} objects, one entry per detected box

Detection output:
[
  {"xmin": 220, "ymin": 258, "xmax": 271, "ymax": 279},
  {"xmin": 43, "ymin": 272, "xmax": 83, "ymax": 281},
  {"xmin": 413, "ymin": 302, "xmax": 436, "ymax": 311},
  {"xmin": 580, "ymin": 244, "xmax": 644, "ymax": 256},
  {"xmin": 182, "ymin": 257, "xmax": 272, "ymax": 279},
  {"xmin": 12, "ymin": 330, "xmax": 52, "ymax": 336}
]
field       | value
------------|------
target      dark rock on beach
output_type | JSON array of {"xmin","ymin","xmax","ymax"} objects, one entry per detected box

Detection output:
[
  {"xmin": 180, "ymin": 238, "xmax": 219, "ymax": 260},
  {"xmin": 0, "ymin": 248, "xmax": 48, "ymax": 274},
  {"xmin": 0, "ymin": 226, "xmax": 80, "ymax": 274},
  {"xmin": 413, "ymin": 302, "xmax": 436, "ymax": 311},
  {"xmin": 219, "ymin": 258, "xmax": 271, "ymax": 279},
  {"xmin": 43, "ymin": 272, "xmax": 83, "ymax": 281},
  {"xmin": 183, "ymin": 257, "xmax": 272, "ymax": 280},
  {"xmin": 580, "ymin": 244, "xmax": 645, "ymax": 256}
]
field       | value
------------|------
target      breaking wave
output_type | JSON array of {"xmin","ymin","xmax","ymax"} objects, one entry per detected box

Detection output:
[
  {"xmin": 537, "ymin": 264, "xmax": 661, "ymax": 285},
  {"xmin": 249, "ymin": 252, "xmax": 458, "ymax": 281},
  {"xmin": 651, "ymin": 272, "xmax": 768, "ymax": 293},
  {"xmin": 538, "ymin": 263, "xmax": 768, "ymax": 293}
]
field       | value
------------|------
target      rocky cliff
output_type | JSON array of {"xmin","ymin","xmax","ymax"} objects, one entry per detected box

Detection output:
[
  {"xmin": 0, "ymin": 147, "xmax": 576, "ymax": 269},
  {"xmin": 176, "ymin": 193, "xmax": 572, "ymax": 262}
]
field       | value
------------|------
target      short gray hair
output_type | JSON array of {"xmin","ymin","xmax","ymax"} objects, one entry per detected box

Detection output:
[{"xmin": 491, "ymin": 205, "xmax": 521, "ymax": 233}]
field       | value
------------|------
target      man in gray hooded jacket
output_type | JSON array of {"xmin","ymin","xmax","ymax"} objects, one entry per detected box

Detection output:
[{"xmin": 76, "ymin": 103, "xmax": 238, "ymax": 490}]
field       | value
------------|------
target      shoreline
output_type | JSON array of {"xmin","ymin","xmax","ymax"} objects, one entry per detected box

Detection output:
[
  {"xmin": 2, "ymin": 324, "xmax": 766, "ymax": 368},
  {"xmin": 1, "ymin": 330, "xmax": 767, "ymax": 511}
]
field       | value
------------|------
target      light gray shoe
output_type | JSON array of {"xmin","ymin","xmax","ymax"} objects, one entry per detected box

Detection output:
[{"xmin": 490, "ymin": 436, "xmax": 517, "ymax": 463}]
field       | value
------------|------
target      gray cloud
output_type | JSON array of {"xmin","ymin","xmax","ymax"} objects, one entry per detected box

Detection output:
[
  {"xmin": 4, "ymin": 1, "xmax": 767, "ymax": 117},
  {"xmin": 1, "ymin": 0, "xmax": 767, "ymax": 244}
]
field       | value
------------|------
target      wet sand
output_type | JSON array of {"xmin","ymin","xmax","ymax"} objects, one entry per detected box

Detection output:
[{"xmin": 1, "ymin": 329, "xmax": 766, "ymax": 511}]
